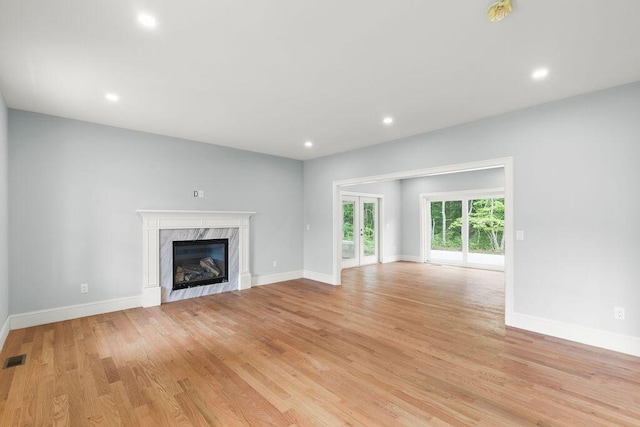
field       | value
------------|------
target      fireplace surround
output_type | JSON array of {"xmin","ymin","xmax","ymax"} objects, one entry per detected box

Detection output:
[{"xmin": 137, "ymin": 210, "xmax": 254, "ymax": 307}]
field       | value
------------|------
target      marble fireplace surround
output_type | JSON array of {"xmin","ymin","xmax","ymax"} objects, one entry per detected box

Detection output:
[{"xmin": 137, "ymin": 210, "xmax": 254, "ymax": 307}]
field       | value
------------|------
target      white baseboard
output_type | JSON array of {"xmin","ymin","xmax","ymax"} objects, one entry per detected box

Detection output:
[
  {"xmin": 252, "ymin": 270, "xmax": 303, "ymax": 287},
  {"xmin": 510, "ymin": 312, "xmax": 640, "ymax": 358},
  {"xmin": 382, "ymin": 255, "xmax": 401, "ymax": 263},
  {"xmin": 142, "ymin": 287, "xmax": 161, "ymax": 308},
  {"xmin": 10, "ymin": 295, "xmax": 143, "ymax": 330},
  {"xmin": 239, "ymin": 273, "xmax": 252, "ymax": 290},
  {"xmin": 303, "ymin": 270, "xmax": 339, "ymax": 286},
  {"xmin": 0, "ymin": 316, "xmax": 10, "ymax": 352},
  {"xmin": 400, "ymin": 255, "xmax": 422, "ymax": 263}
]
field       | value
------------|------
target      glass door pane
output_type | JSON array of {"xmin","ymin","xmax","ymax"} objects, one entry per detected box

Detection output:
[
  {"xmin": 360, "ymin": 198, "xmax": 378, "ymax": 264},
  {"xmin": 363, "ymin": 202, "xmax": 375, "ymax": 256},
  {"xmin": 430, "ymin": 200, "xmax": 463, "ymax": 262},
  {"xmin": 467, "ymin": 198, "xmax": 505, "ymax": 267},
  {"xmin": 342, "ymin": 198, "xmax": 358, "ymax": 268}
]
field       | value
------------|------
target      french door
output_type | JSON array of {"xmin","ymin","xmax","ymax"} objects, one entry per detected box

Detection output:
[{"xmin": 342, "ymin": 196, "xmax": 379, "ymax": 268}]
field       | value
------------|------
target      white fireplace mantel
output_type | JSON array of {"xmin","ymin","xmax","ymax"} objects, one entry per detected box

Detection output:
[{"xmin": 137, "ymin": 210, "xmax": 255, "ymax": 307}]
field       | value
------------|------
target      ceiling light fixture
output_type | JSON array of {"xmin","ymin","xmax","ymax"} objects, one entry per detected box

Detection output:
[
  {"xmin": 105, "ymin": 92, "xmax": 120, "ymax": 102},
  {"xmin": 487, "ymin": 0, "xmax": 513, "ymax": 22},
  {"xmin": 383, "ymin": 116, "xmax": 394, "ymax": 125},
  {"xmin": 304, "ymin": 141, "xmax": 313, "ymax": 148},
  {"xmin": 137, "ymin": 13, "xmax": 157, "ymax": 28},
  {"xmin": 532, "ymin": 68, "xmax": 549, "ymax": 80}
]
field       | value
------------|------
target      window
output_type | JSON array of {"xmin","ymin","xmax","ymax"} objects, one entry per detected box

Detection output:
[{"xmin": 423, "ymin": 191, "xmax": 504, "ymax": 270}]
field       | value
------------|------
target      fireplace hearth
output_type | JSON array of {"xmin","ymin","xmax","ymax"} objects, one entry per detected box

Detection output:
[{"xmin": 173, "ymin": 239, "xmax": 229, "ymax": 290}]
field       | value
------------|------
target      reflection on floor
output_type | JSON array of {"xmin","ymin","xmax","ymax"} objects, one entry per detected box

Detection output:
[{"xmin": 431, "ymin": 249, "xmax": 504, "ymax": 266}]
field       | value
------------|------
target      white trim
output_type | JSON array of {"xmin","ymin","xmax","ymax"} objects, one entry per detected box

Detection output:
[
  {"xmin": 9, "ymin": 296, "xmax": 142, "ymax": 330},
  {"xmin": 382, "ymin": 254, "xmax": 401, "ymax": 263},
  {"xmin": 503, "ymin": 159, "xmax": 515, "ymax": 326},
  {"xmin": 136, "ymin": 210, "xmax": 253, "ymax": 216},
  {"xmin": 400, "ymin": 255, "xmax": 422, "ymax": 263},
  {"xmin": 142, "ymin": 286, "xmax": 161, "ymax": 308},
  {"xmin": 239, "ymin": 273, "xmax": 252, "ymax": 290},
  {"xmin": 419, "ymin": 187, "xmax": 505, "ymax": 201},
  {"xmin": 341, "ymin": 191, "xmax": 384, "ymax": 198},
  {"xmin": 420, "ymin": 195, "xmax": 427, "ymax": 264},
  {"xmin": 511, "ymin": 312, "xmax": 640, "ymax": 358},
  {"xmin": 333, "ymin": 182, "xmax": 341, "ymax": 285},
  {"xmin": 0, "ymin": 316, "xmax": 10, "ymax": 352},
  {"xmin": 251, "ymin": 270, "xmax": 303, "ymax": 287},
  {"xmin": 303, "ymin": 270, "xmax": 339, "ymax": 285}
]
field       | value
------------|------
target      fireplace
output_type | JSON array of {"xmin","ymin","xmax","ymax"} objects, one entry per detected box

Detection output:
[
  {"xmin": 173, "ymin": 238, "xmax": 229, "ymax": 290},
  {"xmin": 137, "ymin": 210, "xmax": 253, "ymax": 307}
]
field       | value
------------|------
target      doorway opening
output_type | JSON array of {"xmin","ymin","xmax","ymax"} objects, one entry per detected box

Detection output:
[{"xmin": 332, "ymin": 157, "xmax": 514, "ymax": 326}]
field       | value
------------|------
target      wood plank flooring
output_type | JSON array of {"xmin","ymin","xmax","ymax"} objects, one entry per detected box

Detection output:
[{"xmin": 1, "ymin": 262, "xmax": 640, "ymax": 426}]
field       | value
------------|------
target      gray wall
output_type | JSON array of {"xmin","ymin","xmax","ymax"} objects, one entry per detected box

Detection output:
[
  {"xmin": 304, "ymin": 82, "xmax": 640, "ymax": 337},
  {"xmin": 400, "ymin": 168, "xmax": 505, "ymax": 256},
  {"xmin": 8, "ymin": 110, "xmax": 303, "ymax": 314},
  {"xmin": 0, "ymin": 92, "xmax": 7, "ymax": 326},
  {"xmin": 343, "ymin": 180, "xmax": 402, "ymax": 261}
]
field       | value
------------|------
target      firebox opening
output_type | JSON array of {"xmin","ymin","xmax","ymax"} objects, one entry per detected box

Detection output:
[{"xmin": 172, "ymin": 238, "xmax": 229, "ymax": 290}]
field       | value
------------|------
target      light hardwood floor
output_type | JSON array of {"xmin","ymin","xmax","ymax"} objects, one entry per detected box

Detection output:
[{"xmin": 1, "ymin": 262, "xmax": 639, "ymax": 426}]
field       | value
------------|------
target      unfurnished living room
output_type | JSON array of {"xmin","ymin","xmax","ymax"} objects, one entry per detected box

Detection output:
[{"xmin": 1, "ymin": 1, "xmax": 640, "ymax": 425}]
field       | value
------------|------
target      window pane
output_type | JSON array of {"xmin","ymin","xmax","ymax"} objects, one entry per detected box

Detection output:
[
  {"xmin": 430, "ymin": 201, "xmax": 463, "ymax": 259},
  {"xmin": 468, "ymin": 198, "xmax": 505, "ymax": 267}
]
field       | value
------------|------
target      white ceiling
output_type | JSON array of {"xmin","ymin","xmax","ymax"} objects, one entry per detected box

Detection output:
[{"xmin": 1, "ymin": 1, "xmax": 639, "ymax": 160}]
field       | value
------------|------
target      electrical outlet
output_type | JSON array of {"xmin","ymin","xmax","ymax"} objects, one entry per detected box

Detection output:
[
  {"xmin": 272, "ymin": 261, "xmax": 277, "ymax": 268},
  {"xmin": 614, "ymin": 307, "xmax": 625, "ymax": 320},
  {"xmin": 80, "ymin": 283, "xmax": 88, "ymax": 293}
]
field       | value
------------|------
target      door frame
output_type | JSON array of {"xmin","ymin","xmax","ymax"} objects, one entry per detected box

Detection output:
[
  {"xmin": 332, "ymin": 157, "xmax": 514, "ymax": 326},
  {"xmin": 420, "ymin": 188, "xmax": 505, "ymax": 270},
  {"xmin": 341, "ymin": 191, "xmax": 383, "ymax": 268}
]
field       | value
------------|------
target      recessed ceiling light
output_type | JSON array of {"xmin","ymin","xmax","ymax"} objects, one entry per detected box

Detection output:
[
  {"xmin": 532, "ymin": 68, "xmax": 549, "ymax": 80},
  {"xmin": 137, "ymin": 13, "xmax": 157, "ymax": 28},
  {"xmin": 304, "ymin": 141, "xmax": 313, "ymax": 148},
  {"xmin": 383, "ymin": 116, "xmax": 394, "ymax": 125},
  {"xmin": 105, "ymin": 92, "xmax": 120, "ymax": 102}
]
